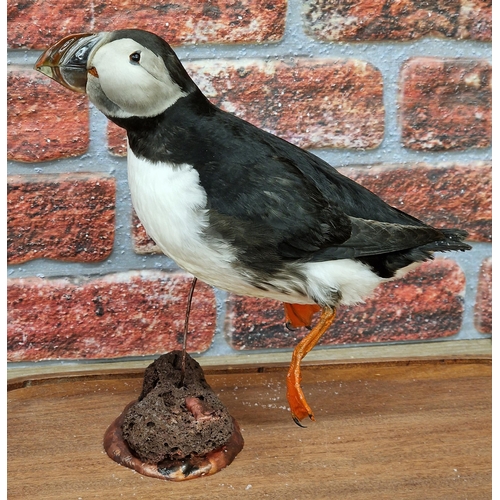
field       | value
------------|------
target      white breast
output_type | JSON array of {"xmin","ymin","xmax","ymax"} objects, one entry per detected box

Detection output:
[{"xmin": 127, "ymin": 149, "xmax": 233, "ymax": 280}]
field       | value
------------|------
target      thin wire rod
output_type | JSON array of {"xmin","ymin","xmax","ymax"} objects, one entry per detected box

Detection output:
[{"xmin": 180, "ymin": 277, "xmax": 197, "ymax": 386}]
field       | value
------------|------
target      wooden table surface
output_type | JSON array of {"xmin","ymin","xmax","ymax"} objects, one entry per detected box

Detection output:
[{"xmin": 8, "ymin": 358, "xmax": 491, "ymax": 499}]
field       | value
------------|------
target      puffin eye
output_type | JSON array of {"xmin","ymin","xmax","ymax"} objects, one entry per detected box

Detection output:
[{"xmin": 129, "ymin": 51, "xmax": 141, "ymax": 64}]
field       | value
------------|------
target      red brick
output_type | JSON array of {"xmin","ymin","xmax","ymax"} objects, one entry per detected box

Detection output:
[
  {"xmin": 108, "ymin": 58, "xmax": 385, "ymax": 154},
  {"xmin": 7, "ymin": 271, "xmax": 216, "ymax": 361},
  {"xmin": 96, "ymin": 0, "xmax": 286, "ymax": 45},
  {"xmin": 303, "ymin": 0, "xmax": 492, "ymax": 42},
  {"xmin": 7, "ymin": 0, "xmax": 92, "ymax": 49},
  {"xmin": 400, "ymin": 58, "xmax": 492, "ymax": 151},
  {"xmin": 7, "ymin": 67, "xmax": 90, "ymax": 162},
  {"xmin": 7, "ymin": 173, "xmax": 115, "ymax": 265},
  {"xmin": 340, "ymin": 162, "xmax": 491, "ymax": 242},
  {"xmin": 132, "ymin": 211, "xmax": 162, "ymax": 255},
  {"xmin": 7, "ymin": 0, "xmax": 286, "ymax": 50},
  {"xmin": 474, "ymin": 257, "xmax": 492, "ymax": 334},
  {"xmin": 227, "ymin": 259, "xmax": 466, "ymax": 349}
]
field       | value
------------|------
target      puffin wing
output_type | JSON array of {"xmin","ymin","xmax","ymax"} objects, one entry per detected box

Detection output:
[
  {"xmin": 194, "ymin": 107, "xmax": 448, "ymax": 264},
  {"xmin": 201, "ymin": 149, "xmax": 443, "ymax": 264}
]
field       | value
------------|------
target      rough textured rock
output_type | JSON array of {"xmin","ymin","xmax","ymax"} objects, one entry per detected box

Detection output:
[{"xmin": 122, "ymin": 351, "xmax": 234, "ymax": 463}]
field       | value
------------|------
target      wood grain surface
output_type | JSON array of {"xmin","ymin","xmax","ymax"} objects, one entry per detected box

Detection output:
[{"xmin": 8, "ymin": 359, "xmax": 491, "ymax": 499}]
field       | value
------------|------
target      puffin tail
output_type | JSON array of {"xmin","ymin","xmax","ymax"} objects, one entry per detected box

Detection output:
[{"xmin": 422, "ymin": 228, "xmax": 472, "ymax": 253}]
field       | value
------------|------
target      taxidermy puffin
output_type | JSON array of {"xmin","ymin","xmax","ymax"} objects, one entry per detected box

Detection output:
[{"xmin": 35, "ymin": 29, "xmax": 471, "ymax": 425}]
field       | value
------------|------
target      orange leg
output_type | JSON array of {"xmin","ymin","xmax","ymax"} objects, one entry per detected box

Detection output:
[{"xmin": 286, "ymin": 306, "xmax": 337, "ymax": 426}]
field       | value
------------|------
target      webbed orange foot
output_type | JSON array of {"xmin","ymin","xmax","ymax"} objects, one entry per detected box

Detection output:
[{"xmin": 286, "ymin": 371, "xmax": 315, "ymax": 427}]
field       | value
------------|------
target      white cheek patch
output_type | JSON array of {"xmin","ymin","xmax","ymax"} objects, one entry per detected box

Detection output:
[{"xmin": 90, "ymin": 39, "xmax": 187, "ymax": 118}]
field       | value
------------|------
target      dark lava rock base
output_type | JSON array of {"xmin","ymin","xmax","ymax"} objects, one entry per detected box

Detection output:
[{"xmin": 103, "ymin": 351, "xmax": 244, "ymax": 481}]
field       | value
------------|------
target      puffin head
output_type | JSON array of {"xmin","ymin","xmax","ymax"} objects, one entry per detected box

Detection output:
[{"xmin": 35, "ymin": 29, "xmax": 198, "ymax": 119}]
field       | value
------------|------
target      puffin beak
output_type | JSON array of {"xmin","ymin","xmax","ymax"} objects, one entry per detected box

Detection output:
[{"xmin": 34, "ymin": 33, "xmax": 105, "ymax": 93}]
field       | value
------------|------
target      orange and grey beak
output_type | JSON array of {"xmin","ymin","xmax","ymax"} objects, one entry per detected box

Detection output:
[{"xmin": 34, "ymin": 33, "xmax": 105, "ymax": 93}]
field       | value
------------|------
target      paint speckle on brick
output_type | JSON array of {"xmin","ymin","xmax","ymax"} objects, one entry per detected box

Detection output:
[
  {"xmin": 8, "ymin": 0, "xmax": 287, "ymax": 49},
  {"xmin": 93, "ymin": 0, "xmax": 287, "ymax": 45},
  {"xmin": 7, "ymin": 0, "xmax": 92, "ymax": 49},
  {"xmin": 457, "ymin": 0, "xmax": 492, "ymax": 41}
]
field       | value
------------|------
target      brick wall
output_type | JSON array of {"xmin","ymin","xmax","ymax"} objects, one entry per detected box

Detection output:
[{"xmin": 7, "ymin": 0, "xmax": 492, "ymax": 364}]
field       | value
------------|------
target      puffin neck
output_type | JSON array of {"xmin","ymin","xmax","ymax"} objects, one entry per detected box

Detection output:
[
  {"xmin": 110, "ymin": 90, "xmax": 218, "ymax": 165},
  {"xmin": 108, "ymin": 89, "xmax": 212, "ymax": 133}
]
